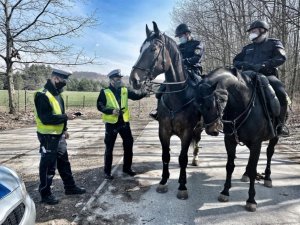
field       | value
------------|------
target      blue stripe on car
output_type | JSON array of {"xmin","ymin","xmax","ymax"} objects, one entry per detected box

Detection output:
[{"xmin": 0, "ymin": 183, "xmax": 11, "ymax": 199}]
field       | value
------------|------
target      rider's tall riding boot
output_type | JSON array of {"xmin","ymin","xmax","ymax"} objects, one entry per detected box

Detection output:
[
  {"xmin": 276, "ymin": 93, "xmax": 289, "ymax": 137},
  {"xmin": 149, "ymin": 99, "xmax": 160, "ymax": 120}
]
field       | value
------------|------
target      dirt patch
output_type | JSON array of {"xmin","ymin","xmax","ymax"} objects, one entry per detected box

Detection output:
[{"xmin": 110, "ymin": 178, "xmax": 151, "ymax": 202}]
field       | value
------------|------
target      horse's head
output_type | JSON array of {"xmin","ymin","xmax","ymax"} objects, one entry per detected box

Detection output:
[
  {"xmin": 130, "ymin": 21, "xmax": 172, "ymax": 90},
  {"xmin": 196, "ymin": 82, "xmax": 228, "ymax": 136}
]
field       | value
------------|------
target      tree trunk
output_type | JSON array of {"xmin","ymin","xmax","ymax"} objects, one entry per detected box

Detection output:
[
  {"xmin": 6, "ymin": 62, "xmax": 16, "ymax": 114},
  {"xmin": 290, "ymin": 0, "xmax": 300, "ymax": 103}
]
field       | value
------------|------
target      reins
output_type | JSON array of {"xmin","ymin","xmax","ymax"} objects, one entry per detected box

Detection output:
[
  {"xmin": 221, "ymin": 77, "xmax": 258, "ymax": 145},
  {"xmin": 202, "ymin": 76, "xmax": 258, "ymax": 146}
]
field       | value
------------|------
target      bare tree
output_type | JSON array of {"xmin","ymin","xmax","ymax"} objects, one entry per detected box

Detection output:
[
  {"xmin": 171, "ymin": 0, "xmax": 300, "ymax": 100},
  {"xmin": 0, "ymin": 0, "xmax": 98, "ymax": 114}
]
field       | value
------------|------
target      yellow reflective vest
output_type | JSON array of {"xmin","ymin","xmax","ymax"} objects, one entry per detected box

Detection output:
[
  {"xmin": 102, "ymin": 87, "xmax": 130, "ymax": 124},
  {"xmin": 34, "ymin": 88, "xmax": 65, "ymax": 135}
]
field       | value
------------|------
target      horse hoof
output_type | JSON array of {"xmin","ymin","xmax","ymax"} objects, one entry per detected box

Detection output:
[
  {"xmin": 192, "ymin": 159, "xmax": 199, "ymax": 166},
  {"xmin": 264, "ymin": 180, "xmax": 272, "ymax": 188},
  {"xmin": 245, "ymin": 202, "xmax": 257, "ymax": 212},
  {"xmin": 241, "ymin": 175, "xmax": 250, "ymax": 182},
  {"xmin": 177, "ymin": 190, "xmax": 188, "ymax": 200},
  {"xmin": 156, "ymin": 184, "xmax": 168, "ymax": 193},
  {"xmin": 218, "ymin": 194, "xmax": 229, "ymax": 202}
]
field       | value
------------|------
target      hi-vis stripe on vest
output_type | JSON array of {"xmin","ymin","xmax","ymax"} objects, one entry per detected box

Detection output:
[
  {"xmin": 102, "ymin": 87, "xmax": 130, "ymax": 124},
  {"xmin": 34, "ymin": 88, "xmax": 64, "ymax": 135}
]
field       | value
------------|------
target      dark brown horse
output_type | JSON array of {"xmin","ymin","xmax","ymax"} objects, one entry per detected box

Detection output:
[
  {"xmin": 129, "ymin": 22, "xmax": 203, "ymax": 199},
  {"xmin": 195, "ymin": 67, "xmax": 286, "ymax": 211}
]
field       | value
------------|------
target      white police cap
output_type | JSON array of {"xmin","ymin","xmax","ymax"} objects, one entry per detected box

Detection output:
[
  {"xmin": 52, "ymin": 68, "xmax": 72, "ymax": 80},
  {"xmin": 107, "ymin": 69, "xmax": 123, "ymax": 79}
]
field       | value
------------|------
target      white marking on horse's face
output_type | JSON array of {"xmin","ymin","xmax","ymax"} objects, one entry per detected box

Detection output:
[
  {"xmin": 141, "ymin": 41, "xmax": 150, "ymax": 53},
  {"xmin": 134, "ymin": 41, "xmax": 150, "ymax": 66}
]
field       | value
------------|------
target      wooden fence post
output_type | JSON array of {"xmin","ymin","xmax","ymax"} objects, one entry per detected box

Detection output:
[{"xmin": 25, "ymin": 90, "xmax": 27, "ymax": 113}]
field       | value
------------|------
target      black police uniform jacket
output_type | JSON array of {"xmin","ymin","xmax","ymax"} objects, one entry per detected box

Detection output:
[
  {"xmin": 233, "ymin": 38, "xmax": 286, "ymax": 76},
  {"xmin": 35, "ymin": 79, "xmax": 68, "ymax": 133},
  {"xmin": 178, "ymin": 39, "xmax": 205, "ymax": 72}
]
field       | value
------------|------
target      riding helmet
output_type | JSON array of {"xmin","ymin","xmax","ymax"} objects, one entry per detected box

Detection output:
[
  {"xmin": 247, "ymin": 20, "xmax": 269, "ymax": 32},
  {"xmin": 175, "ymin": 23, "xmax": 191, "ymax": 37}
]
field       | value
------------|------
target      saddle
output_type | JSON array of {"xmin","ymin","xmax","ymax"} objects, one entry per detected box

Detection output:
[{"xmin": 241, "ymin": 71, "xmax": 280, "ymax": 118}]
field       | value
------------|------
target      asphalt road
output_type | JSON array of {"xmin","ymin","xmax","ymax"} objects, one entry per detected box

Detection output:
[
  {"xmin": 72, "ymin": 121, "xmax": 300, "ymax": 225},
  {"xmin": 0, "ymin": 120, "xmax": 299, "ymax": 225}
]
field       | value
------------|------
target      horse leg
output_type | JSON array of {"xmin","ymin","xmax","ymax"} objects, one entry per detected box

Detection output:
[
  {"xmin": 177, "ymin": 135, "xmax": 192, "ymax": 200},
  {"xmin": 245, "ymin": 143, "xmax": 262, "ymax": 212},
  {"xmin": 156, "ymin": 130, "xmax": 171, "ymax": 194},
  {"xmin": 241, "ymin": 163, "xmax": 250, "ymax": 182},
  {"xmin": 192, "ymin": 128, "xmax": 202, "ymax": 166},
  {"xmin": 218, "ymin": 137, "xmax": 237, "ymax": 202},
  {"xmin": 264, "ymin": 137, "xmax": 279, "ymax": 188}
]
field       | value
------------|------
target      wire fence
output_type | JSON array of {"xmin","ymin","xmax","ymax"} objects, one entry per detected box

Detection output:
[{"xmin": 0, "ymin": 90, "xmax": 156, "ymax": 119}]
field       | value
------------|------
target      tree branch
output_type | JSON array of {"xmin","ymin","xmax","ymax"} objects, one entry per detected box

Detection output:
[{"xmin": 13, "ymin": 0, "xmax": 52, "ymax": 38}]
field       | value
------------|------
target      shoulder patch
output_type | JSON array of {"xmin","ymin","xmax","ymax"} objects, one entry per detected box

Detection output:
[
  {"xmin": 269, "ymin": 38, "xmax": 284, "ymax": 49},
  {"xmin": 194, "ymin": 49, "xmax": 201, "ymax": 55}
]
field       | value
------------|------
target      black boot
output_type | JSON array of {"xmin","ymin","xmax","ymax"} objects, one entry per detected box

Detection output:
[
  {"xmin": 41, "ymin": 194, "xmax": 59, "ymax": 205},
  {"xmin": 65, "ymin": 186, "xmax": 86, "ymax": 195},
  {"xmin": 277, "ymin": 125, "xmax": 289, "ymax": 137},
  {"xmin": 149, "ymin": 109, "xmax": 158, "ymax": 120},
  {"xmin": 123, "ymin": 168, "xmax": 136, "ymax": 176}
]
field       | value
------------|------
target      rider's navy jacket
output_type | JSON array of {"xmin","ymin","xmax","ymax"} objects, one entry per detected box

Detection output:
[
  {"xmin": 178, "ymin": 39, "xmax": 204, "ymax": 71},
  {"xmin": 233, "ymin": 38, "xmax": 286, "ymax": 75}
]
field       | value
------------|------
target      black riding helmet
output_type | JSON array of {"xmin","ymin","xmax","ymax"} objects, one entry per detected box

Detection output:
[
  {"xmin": 247, "ymin": 20, "xmax": 269, "ymax": 32},
  {"xmin": 175, "ymin": 23, "xmax": 191, "ymax": 37}
]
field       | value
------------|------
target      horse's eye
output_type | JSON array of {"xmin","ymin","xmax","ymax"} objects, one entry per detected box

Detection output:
[{"xmin": 151, "ymin": 46, "xmax": 156, "ymax": 52}]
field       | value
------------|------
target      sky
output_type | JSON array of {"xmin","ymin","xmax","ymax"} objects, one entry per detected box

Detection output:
[{"xmin": 72, "ymin": 0, "xmax": 177, "ymax": 76}]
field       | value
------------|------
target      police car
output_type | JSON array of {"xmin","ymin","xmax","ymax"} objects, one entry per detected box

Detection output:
[{"xmin": 0, "ymin": 166, "xmax": 36, "ymax": 225}]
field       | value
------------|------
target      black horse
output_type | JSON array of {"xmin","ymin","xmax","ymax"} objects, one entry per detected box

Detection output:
[
  {"xmin": 129, "ymin": 22, "xmax": 203, "ymax": 199},
  {"xmin": 195, "ymin": 67, "xmax": 286, "ymax": 211}
]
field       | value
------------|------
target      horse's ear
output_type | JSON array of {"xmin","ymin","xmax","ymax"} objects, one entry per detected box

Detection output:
[
  {"xmin": 146, "ymin": 24, "xmax": 151, "ymax": 38},
  {"xmin": 231, "ymin": 67, "xmax": 239, "ymax": 77},
  {"xmin": 153, "ymin": 21, "xmax": 160, "ymax": 35}
]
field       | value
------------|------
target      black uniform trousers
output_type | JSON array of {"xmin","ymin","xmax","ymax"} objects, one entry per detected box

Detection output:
[
  {"xmin": 267, "ymin": 75, "xmax": 288, "ymax": 123},
  {"xmin": 104, "ymin": 121, "xmax": 134, "ymax": 175},
  {"xmin": 38, "ymin": 133, "xmax": 75, "ymax": 197}
]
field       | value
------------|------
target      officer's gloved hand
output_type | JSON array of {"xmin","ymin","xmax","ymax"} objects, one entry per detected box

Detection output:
[
  {"xmin": 234, "ymin": 61, "xmax": 252, "ymax": 70},
  {"xmin": 233, "ymin": 61, "xmax": 243, "ymax": 69},
  {"xmin": 183, "ymin": 58, "xmax": 190, "ymax": 66},
  {"xmin": 252, "ymin": 64, "xmax": 264, "ymax": 72}
]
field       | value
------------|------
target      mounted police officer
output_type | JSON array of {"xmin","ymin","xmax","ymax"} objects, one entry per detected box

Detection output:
[
  {"xmin": 175, "ymin": 23, "xmax": 205, "ymax": 79},
  {"xmin": 97, "ymin": 69, "xmax": 147, "ymax": 180},
  {"xmin": 149, "ymin": 23, "xmax": 205, "ymax": 120},
  {"xmin": 34, "ymin": 69, "xmax": 86, "ymax": 205},
  {"xmin": 233, "ymin": 20, "xmax": 289, "ymax": 136}
]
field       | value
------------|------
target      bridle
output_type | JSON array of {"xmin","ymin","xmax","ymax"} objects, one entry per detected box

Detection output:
[
  {"xmin": 132, "ymin": 38, "xmax": 166, "ymax": 81},
  {"xmin": 132, "ymin": 36, "xmax": 188, "ymax": 93},
  {"xmin": 200, "ymin": 79, "xmax": 258, "ymax": 145},
  {"xmin": 200, "ymin": 92, "xmax": 224, "ymax": 128}
]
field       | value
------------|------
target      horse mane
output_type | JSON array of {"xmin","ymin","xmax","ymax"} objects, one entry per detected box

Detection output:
[{"xmin": 162, "ymin": 33, "xmax": 182, "ymax": 65}]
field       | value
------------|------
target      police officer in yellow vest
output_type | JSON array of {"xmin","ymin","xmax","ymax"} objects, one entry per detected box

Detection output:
[
  {"xmin": 97, "ymin": 69, "xmax": 147, "ymax": 180},
  {"xmin": 34, "ymin": 69, "xmax": 86, "ymax": 205}
]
